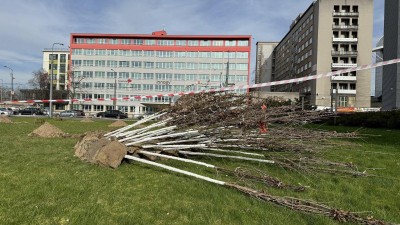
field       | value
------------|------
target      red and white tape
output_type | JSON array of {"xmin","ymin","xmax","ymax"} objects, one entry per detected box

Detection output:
[{"xmin": 2, "ymin": 58, "xmax": 399, "ymax": 104}]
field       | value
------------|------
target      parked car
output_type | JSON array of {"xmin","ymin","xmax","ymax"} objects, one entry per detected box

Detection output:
[
  {"xmin": 96, "ymin": 110, "xmax": 127, "ymax": 119},
  {"xmin": 0, "ymin": 108, "xmax": 12, "ymax": 116},
  {"xmin": 58, "ymin": 110, "xmax": 78, "ymax": 117},
  {"xmin": 73, "ymin": 110, "xmax": 85, "ymax": 117},
  {"xmin": 18, "ymin": 108, "xmax": 44, "ymax": 116}
]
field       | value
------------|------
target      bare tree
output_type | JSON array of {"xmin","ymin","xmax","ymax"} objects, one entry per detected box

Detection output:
[
  {"xmin": 27, "ymin": 69, "xmax": 49, "ymax": 100},
  {"xmin": 67, "ymin": 68, "xmax": 85, "ymax": 110}
]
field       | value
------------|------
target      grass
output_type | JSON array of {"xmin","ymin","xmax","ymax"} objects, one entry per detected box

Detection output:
[{"xmin": 0, "ymin": 117, "xmax": 399, "ymax": 225}]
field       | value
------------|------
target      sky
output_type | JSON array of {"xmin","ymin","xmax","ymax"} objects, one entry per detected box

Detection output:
[{"xmin": 0, "ymin": 0, "xmax": 384, "ymax": 90}]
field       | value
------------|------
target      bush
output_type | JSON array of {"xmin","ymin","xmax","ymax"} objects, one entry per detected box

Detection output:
[{"xmin": 327, "ymin": 110, "xmax": 400, "ymax": 129}]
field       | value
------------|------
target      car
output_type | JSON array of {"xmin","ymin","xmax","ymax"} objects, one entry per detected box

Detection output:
[
  {"xmin": 58, "ymin": 110, "xmax": 78, "ymax": 117},
  {"xmin": 96, "ymin": 110, "xmax": 127, "ymax": 119},
  {"xmin": 18, "ymin": 108, "xmax": 44, "ymax": 116},
  {"xmin": 73, "ymin": 110, "xmax": 85, "ymax": 117},
  {"xmin": 0, "ymin": 108, "xmax": 13, "ymax": 116}
]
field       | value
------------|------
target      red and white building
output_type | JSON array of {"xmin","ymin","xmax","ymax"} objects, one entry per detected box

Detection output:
[{"xmin": 69, "ymin": 30, "xmax": 251, "ymax": 117}]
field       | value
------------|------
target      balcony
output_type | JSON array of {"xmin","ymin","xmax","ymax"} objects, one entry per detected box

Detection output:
[
  {"xmin": 332, "ymin": 25, "xmax": 358, "ymax": 30},
  {"xmin": 332, "ymin": 63, "xmax": 357, "ymax": 68},
  {"xmin": 332, "ymin": 37, "xmax": 358, "ymax": 42},
  {"xmin": 331, "ymin": 50, "xmax": 358, "ymax": 56},
  {"xmin": 331, "ymin": 76, "xmax": 357, "ymax": 81},
  {"xmin": 333, "ymin": 12, "xmax": 359, "ymax": 17},
  {"xmin": 332, "ymin": 89, "xmax": 357, "ymax": 95}
]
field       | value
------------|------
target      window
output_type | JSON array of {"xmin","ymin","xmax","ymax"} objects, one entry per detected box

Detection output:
[
  {"xmin": 156, "ymin": 51, "xmax": 173, "ymax": 58},
  {"xmin": 186, "ymin": 62, "xmax": 198, "ymax": 70},
  {"xmin": 119, "ymin": 72, "xmax": 129, "ymax": 79},
  {"xmin": 82, "ymin": 60, "xmax": 94, "ymax": 67},
  {"xmin": 238, "ymin": 40, "xmax": 249, "ymax": 46},
  {"xmin": 144, "ymin": 62, "xmax": 154, "ymax": 69},
  {"xmin": 198, "ymin": 52, "xmax": 211, "ymax": 58},
  {"xmin": 186, "ymin": 74, "xmax": 197, "ymax": 80},
  {"xmin": 119, "ymin": 50, "xmax": 131, "ymax": 56},
  {"xmin": 187, "ymin": 52, "xmax": 198, "ymax": 58},
  {"xmin": 49, "ymin": 54, "xmax": 58, "ymax": 60},
  {"xmin": 130, "ymin": 84, "xmax": 141, "ymax": 90},
  {"xmin": 176, "ymin": 40, "xmax": 187, "ymax": 46},
  {"xmin": 213, "ymin": 40, "xmax": 223, "ymax": 46},
  {"xmin": 107, "ymin": 60, "xmax": 118, "ymax": 67},
  {"xmin": 200, "ymin": 40, "xmax": 211, "ymax": 46},
  {"xmin": 156, "ymin": 62, "xmax": 173, "ymax": 69},
  {"xmin": 225, "ymin": 40, "xmax": 236, "ymax": 46},
  {"xmin": 98, "ymin": 39, "xmax": 107, "ymax": 44},
  {"xmin": 211, "ymin": 52, "xmax": 223, "ymax": 58},
  {"xmin": 175, "ymin": 52, "xmax": 186, "ymax": 58},
  {"xmin": 174, "ymin": 62, "xmax": 186, "ymax": 70},
  {"xmin": 59, "ymin": 64, "xmax": 66, "ymax": 73},
  {"xmin": 121, "ymin": 39, "xmax": 131, "ymax": 45},
  {"xmin": 60, "ymin": 54, "xmax": 66, "ymax": 63},
  {"xmin": 95, "ymin": 71, "xmax": 105, "ymax": 78},
  {"xmin": 224, "ymin": 52, "xmax": 236, "ymax": 58},
  {"xmin": 143, "ymin": 73, "xmax": 154, "ymax": 80},
  {"xmin": 109, "ymin": 39, "xmax": 119, "ymax": 44},
  {"xmin": 82, "ymin": 71, "xmax": 93, "ymax": 78},
  {"xmin": 144, "ymin": 51, "xmax": 154, "ymax": 57},
  {"xmin": 155, "ymin": 85, "xmax": 172, "ymax": 92},
  {"xmin": 158, "ymin": 40, "xmax": 174, "ymax": 46},
  {"xmin": 86, "ymin": 38, "xmax": 96, "ymax": 44},
  {"xmin": 199, "ymin": 63, "xmax": 210, "ymax": 70},
  {"xmin": 188, "ymin": 40, "xmax": 199, "ymax": 46},
  {"xmin": 133, "ymin": 39, "xmax": 143, "ymax": 45},
  {"xmin": 145, "ymin": 39, "xmax": 156, "ymax": 45},
  {"xmin": 142, "ymin": 84, "xmax": 153, "ymax": 90},
  {"xmin": 174, "ymin": 74, "xmax": 185, "ymax": 80},
  {"xmin": 94, "ymin": 83, "xmax": 105, "ymax": 89},
  {"xmin": 75, "ymin": 38, "xmax": 85, "ymax": 44},
  {"xmin": 132, "ymin": 50, "xmax": 142, "ymax": 56},
  {"xmin": 236, "ymin": 64, "xmax": 248, "ymax": 71},
  {"xmin": 119, "ymin": 61, "xmax": 130, "ymax": 67},
  {"xmin": 131, "ymin": 72, "xmax": 142, "ymax": 79},
  {"xmin": 131, "ymin": 61, "xmax": 142, "ymax": 68},
  {"xmin": 156, "ymin": 73, "xmax": 173, "ymax": 80},
  {"xmin": 95, "ymin": 60, "xmax": 106, "ymax": 67}
]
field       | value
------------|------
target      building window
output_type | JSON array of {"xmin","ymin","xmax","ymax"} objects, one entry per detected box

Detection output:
[
  {"xmin": 143, "ymin": 73, "xmax": 154, "ymax": 80},
  {"xmin": 75, "ymin": 38, "xmax": 85, "ymax": 44},
  {"xmin": 174, "ymin": 74, "xmax": 185, "ymax": 80},
  {"xmin": 60, "ymin": 54, "xmax": 66, "ymax": 63},
  {"xmin": 213, "ymin": 40, "xmax": 223, "ymax": 46},
  {"xmin": 133, "ymin": 39, "xmax": 143, "ymax": 45},
  {"xmin": 94, "ymin": 71, "xmax": 105, "ymax": 78},
  {"xmin": 176, "ymin": 40, "xmax": 187, "ymax": 46},
  {"xmin": 175, "ymin": 52, "xmax": 186, "ymax": 58},
  {"xmin": 109, "ymin": 39, "xmax": 119, "ymax": 44},
  {"xmin": 86, "ymin": 38, "xmax": 96, "ymax": 44},
  {"xmin": 145, "ymin": 40, "xmax": 156, "ymax": 45},
  {"xmin": 188, "ymin": 40, "xmax": 199, "ymax": 46},
  {"xmin": 158, "ymin": 40, "xmax": 174, "ymax": 46},
  {"xmin": 238, "ymin": 40, "xmax": 249, "ymax": 46},
  {"xmin": 225, "ymin": 40, "xmax": 236, "ymax": 46},
  {"xmin": 59, "ymin": 64, "xmax": 66, "ymax": 73},
  {"xmin": 144, "ymin": 62, "xmax": 154, "ymax": 69},
  {"xmin": 200, "ymin": 40, "xmax": 211, "ymax": 46},
  {"xmin": 121, "ymin": 39, "xmax": 131, "ymax": 45},
  {"xmin": 131, "ymin": 61, "xmax": 142, "ymax": 68},
  {"xmin": 98, "ymin": 39, "xmax": 107, "ymax": 44}
]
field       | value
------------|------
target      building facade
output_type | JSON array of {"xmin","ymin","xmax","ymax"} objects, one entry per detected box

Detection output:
[
  {"xmin": 382, "ymin": 0, "xmax": 400, "ymax": 110},
  {"xmin": 374, "ymin": 36, "xmax": 384, "ymax": 98},
  {"xmin": 271, "ymin": 0, "xmax": 373, "ymax": 109},
  {"xmin": 69, "ymin": 31, "xmax": 251, "ymax": 116},
  {"xmin": 255, "ymin": 42, "xmax": 278, "ymax": 92},
  {"xmin": 42, "ymin": 49, "xmax": 70, "ymax": 91}
]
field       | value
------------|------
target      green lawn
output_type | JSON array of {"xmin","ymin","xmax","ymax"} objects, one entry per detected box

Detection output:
[{"xmin": 0, "ymin": 117, "xmax": 399, "ymax": 225}]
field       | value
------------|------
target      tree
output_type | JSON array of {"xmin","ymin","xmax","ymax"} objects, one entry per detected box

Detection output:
[
  {"xmin": 67, "ymin": 68, "xmax": 85, "ymax": 110},
  {"xmin": 27, "ymin": 69, "xmax": 49, "ymax": 100}
]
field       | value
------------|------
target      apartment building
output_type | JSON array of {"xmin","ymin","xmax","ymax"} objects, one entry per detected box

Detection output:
[
  {"xmin": 255, "ymin": 42, "xmax": 279, "ymax": 92},
  {"xmin": 69, "ymin": 31, "xmax": 251, "ymax": 116},
  {"xmin": 42, "ymin": 49, "xmax": 70, "ymax": 91},
  {"xmin": 382, "ymin": 0, "xmax": 400, "ymax": 110},
  {"xmin": 271, "ymin": 0, "xmax": 373, "ymax": 109}
]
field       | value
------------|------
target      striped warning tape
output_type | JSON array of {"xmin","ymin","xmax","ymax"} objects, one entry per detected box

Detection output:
[{"xmin": 2, "ymin": 58, "xmax": 400, "ymax": 104}]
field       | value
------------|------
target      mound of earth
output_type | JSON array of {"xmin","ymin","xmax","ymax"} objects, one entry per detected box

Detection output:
[
  {"xmin": 0, "ymin": 116, "xmax": 12, "ymax": 123},
  {"xmin": 75, "ymin": 130, "xmax": 127, "ymax": 168},
  {"xmin": 29, "ymin": 122, "xmax": 66, "ymax": 137},
  {"xmin": 108, "ymin": 120, "xmax": 128, "ymax": 127}
]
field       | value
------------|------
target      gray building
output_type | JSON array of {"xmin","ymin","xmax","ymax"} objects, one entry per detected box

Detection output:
[
  {"xmin": 271, "ymin": 0, "xmax": 373, "ymax": 109},
  {"xmin": 255, "ymin": 42, "xmax": 278, "ymax": 92},
  {"xmin": 382, "ymin": 0, "xmax": 400, "ymax": 110}
]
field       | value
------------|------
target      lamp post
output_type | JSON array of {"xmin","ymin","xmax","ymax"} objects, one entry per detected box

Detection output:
[
  {"xmin": 111, "ymin": 69, "xmax": 117, "ymax": 109},
  {"xmin": 49, "ymin": 42, "xmax": 64, "ymax": 118},
  {"xmin": 3, "ymin": 66, "xmax": 14, "ymax": 101}
]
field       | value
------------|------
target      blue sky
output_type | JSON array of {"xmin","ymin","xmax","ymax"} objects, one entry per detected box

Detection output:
[{"xmin": 0, "ymin": 0, "xmax": 384, "ymax": 89}]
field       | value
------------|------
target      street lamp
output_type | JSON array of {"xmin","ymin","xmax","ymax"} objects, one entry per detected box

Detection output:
[
  {"xmin": 49, "ymin": 42, "xmax": 64, "ymax": 118},
  {"xmin": 3, "ymin": 66, "xmax": 14, "ymax": 101},
  {"xmin": 111, "ymin": 69, "xmax": 117, "ymax": 109}
]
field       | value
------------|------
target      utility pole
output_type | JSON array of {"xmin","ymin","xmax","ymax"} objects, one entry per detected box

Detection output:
[
  {"xmin": 0, "ymin": 79, "xmax": 3, "ymax": 102},
  {"xmin": 111, "ymin": 69, "xmax": 117, "ymax": 109}
]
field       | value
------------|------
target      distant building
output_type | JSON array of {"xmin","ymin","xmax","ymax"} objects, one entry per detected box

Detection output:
[
  {"xmin": 69, "ymin": 31, "xmax": 251, "ymax": 116},
  {"xmin": 42, "ymin": 49, "xmax": 70, "ymax": 91},
  {"xmin": 269, "ymin": 0, "xmax": 373, "ymax": 109},
  {"xmin": 382, "ymin": 0, "xmax": 400, "ymax": 110},
  {"xmin": 255, "ymin": 42, "xmax": 278, "ymax": 92}
]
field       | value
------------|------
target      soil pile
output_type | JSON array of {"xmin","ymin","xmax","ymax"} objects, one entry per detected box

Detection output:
[
  {"xmin": 75, "ymin": 131, "xmax": 127, "ymax": 168},
  {"xmin": 29, "ymin": 122, "xmax": 66, "ymax": 137},
  {"xmin": 0, "ymin": 116, "xmax": 12, "ymax": 123},
  {"xmin": 108, "ymin": 120, "xmax": 128, "ymax": 127}
]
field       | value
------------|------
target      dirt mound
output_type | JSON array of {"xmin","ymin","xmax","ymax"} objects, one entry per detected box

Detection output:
[
  {"xmin": 108, "ymin": 120, "xmax": 128, "ymax": 127},
  {"xmin": 75, "ymin": 131, "xmax": 127, "ymax": 168},
  {"xmin": 29, "ymin": 122, "xmax": 66, "ymax": 137},
  {"xmin": 0, "ymin": 116, "xmax": 12, "ymax": 123},
  {"xmin": 81, "ymin": 117, "xmax": 94, "ymax": 123}
]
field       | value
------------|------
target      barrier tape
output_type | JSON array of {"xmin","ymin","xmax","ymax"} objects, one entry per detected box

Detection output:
[{"xmin": 1, "ymin": 58, "xmax": 399, "ymax": 104}]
